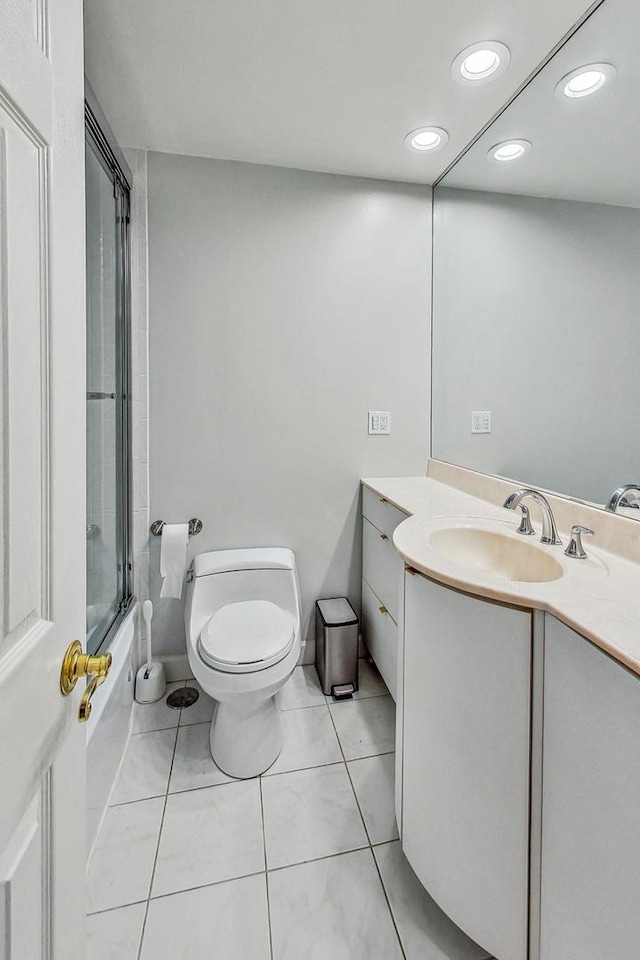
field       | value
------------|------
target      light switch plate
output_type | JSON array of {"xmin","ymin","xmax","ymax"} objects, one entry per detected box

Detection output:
[{"xmin": 368, "ymin": 411, "xmax": 391, "ymax": 435}]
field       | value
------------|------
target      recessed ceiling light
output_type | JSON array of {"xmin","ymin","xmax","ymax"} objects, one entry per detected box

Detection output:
[
  {"xmin": 488, "ymin": 139, "xmax": 532, "ymax": 163},
  {"xmin": 404, "ymin": 126, "xmax": 449, "ymax": 153},
  {"xmin": 555, "ymin": 63, "xmax": 616, "ymax": 100},
  {"xmin": 451, "ymin": 41, "xmax": 510, "ymax": 84}
]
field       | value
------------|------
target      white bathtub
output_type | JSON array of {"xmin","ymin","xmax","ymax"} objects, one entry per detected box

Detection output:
[{"xmin": 86, "ymin": 604, "xmax": 138, "ymax": 856}]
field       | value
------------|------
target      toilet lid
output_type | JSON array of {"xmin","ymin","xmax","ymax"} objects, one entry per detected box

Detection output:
[{"xmin": 199, "ymin": 600, "xmax": 295, "ymax": 674}]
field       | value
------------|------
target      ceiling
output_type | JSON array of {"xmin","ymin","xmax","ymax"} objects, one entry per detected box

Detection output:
[
  {"xmin": 84, "ymin": 0, "xmax": 597, "ymax": 184},
  {"xmin": 441, "ymin": 0, "xmax": 640, "ymax": 207}
]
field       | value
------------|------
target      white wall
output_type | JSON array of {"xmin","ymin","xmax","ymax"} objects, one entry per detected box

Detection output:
[
  {"xmin": 432, "ymin": 188, "xmax": 640, "ymax": 504},
  {"xmin": 147, "ymin": 153, "xmax": 431, "ymax": 659}
]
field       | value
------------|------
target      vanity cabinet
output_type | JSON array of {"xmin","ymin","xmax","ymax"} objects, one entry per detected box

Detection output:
[
  {"xmin": 401, "ymin": 570, "xmax": 531, "ymax": 960},
  {"xmin": 361, "ymin": 486, "xmax": 407, "ymax": 699},
  {"xmin": 399, "ymin": 570, "xmax": 640, "ymax": 960},
  {"xmin": 539, "ymin": 616, "xmax": 640, "ymax": 960}
]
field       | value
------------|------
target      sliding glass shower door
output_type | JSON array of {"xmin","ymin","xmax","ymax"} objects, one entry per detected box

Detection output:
[{"xmin": 85, "ymin": 103, "xmax": 133, "ymax": 654}]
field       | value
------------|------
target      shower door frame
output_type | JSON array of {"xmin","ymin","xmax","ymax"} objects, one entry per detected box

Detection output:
[{"xmin": 85, "ymin": 82, "xmax": 135, "ymax": 654}]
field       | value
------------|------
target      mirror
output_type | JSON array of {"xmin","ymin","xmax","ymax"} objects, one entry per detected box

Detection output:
[{"xmin": 432, "ymin": 0, "xmax": 640, "ymax": 517}]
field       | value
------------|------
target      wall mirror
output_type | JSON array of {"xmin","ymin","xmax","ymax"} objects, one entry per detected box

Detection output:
[{"xmin": 432, "ymin": 0, "xmax": 640, "ymax": 518}]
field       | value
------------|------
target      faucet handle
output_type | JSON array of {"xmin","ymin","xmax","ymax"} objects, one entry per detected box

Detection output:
[
  {"xmin": 564, "ymin": 525, "xmax": 594, "ymax": 560},
  {"xmin": 516, "ymin": 504, "xmax": 535, "ymax": 536}
]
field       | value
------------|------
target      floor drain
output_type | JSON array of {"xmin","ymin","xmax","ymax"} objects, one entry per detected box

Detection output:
[{"xmin": 166, "ymin": 686, "xmax": 200, "ymax": 710}]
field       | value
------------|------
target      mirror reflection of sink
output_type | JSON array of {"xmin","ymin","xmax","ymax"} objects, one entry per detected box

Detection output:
[{"xmin": 428, "ymin": 526, "xmax": 564, "ymax": 583}]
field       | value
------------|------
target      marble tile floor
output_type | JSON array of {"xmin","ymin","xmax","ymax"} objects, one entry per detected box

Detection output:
[{"xmin": 87, "ymin": 660, "xmax": 493, "ymax": 960}]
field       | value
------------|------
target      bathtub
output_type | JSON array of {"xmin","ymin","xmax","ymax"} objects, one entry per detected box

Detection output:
[{"xmin": 86, "ymin": 603, "xmax": 138, "ymax": 856}]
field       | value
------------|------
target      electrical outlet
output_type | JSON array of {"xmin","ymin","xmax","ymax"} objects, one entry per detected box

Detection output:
[
  {"xmin": 471, "ymin": 411, "xmax": 491, "ymax": 434},
  {"xmin": 368, "ymin": 411, "xmax": 391, "ymax": 435}
]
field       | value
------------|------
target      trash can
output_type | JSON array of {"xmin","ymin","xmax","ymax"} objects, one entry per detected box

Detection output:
[{"xmin": 315, "ymin": 597, "xmax": 359, "ymax": 699}]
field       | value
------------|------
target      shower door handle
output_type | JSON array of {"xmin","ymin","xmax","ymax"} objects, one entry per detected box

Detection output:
[{"xmin": 60, "ymin": 640, "xmax": 112, "ymax": 723}]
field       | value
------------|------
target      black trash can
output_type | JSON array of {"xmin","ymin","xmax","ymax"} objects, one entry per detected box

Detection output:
[{"xmin": 315, "ymin": 597, "xmax": 359, "ymax": 699}]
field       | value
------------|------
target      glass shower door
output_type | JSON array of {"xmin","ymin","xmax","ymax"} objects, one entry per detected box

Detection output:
[{"xmin": 85, "ymin": 126, "xmax": 131, "ymax": 654}]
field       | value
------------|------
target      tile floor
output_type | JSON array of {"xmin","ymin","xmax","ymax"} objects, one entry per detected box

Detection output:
[{"xmin": 87, "ymin": 660, "xmax": 492, "ymax": 960}]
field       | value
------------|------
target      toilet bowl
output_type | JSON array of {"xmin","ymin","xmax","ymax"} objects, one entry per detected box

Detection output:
[{"xmin": 185, "ymin": 547, "xmax": 302, "ymax": 778}]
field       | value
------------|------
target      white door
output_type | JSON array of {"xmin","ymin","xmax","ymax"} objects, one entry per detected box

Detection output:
[{"xmin": 0, "ymin": 1, "xmax": 88, "ymax": 957}]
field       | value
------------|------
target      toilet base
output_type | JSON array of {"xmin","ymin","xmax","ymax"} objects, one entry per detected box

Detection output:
[{"xmin": 210, "ymin": 693, "xmax": 283, "ymax": 778}]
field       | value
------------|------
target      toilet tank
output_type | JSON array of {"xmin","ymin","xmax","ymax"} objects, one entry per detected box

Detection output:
[{"xmin": 185, "ymin": 548, "xmax": 301, "ymax": 644}]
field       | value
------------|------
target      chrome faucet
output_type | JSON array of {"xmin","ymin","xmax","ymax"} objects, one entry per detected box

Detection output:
[
  {"xmin": 503, "ymin": 488, "xmax": 562, "ymax": 545},
  {"xmin": 605, "ymin": 484, "xmax": 640, "ymax": 513}
]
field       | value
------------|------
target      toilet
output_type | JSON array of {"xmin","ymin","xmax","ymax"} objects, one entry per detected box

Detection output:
[{"xmin": 184, "ymin": 547, "xmax": 302, "ymax": 778}]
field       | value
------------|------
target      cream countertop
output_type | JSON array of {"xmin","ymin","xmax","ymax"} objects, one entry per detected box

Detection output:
[{"xmin": 362, "ymin": 471, "xmax": 640, "ymax": 678}]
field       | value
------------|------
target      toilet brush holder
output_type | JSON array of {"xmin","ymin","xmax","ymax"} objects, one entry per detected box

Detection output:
[
  {"xmin": 135, "ymin": 660, "xmax": 166, "ymax": 703},
  {"xmin": 135, "ymin": 600, "xmax": 167, "ymax": 703}
]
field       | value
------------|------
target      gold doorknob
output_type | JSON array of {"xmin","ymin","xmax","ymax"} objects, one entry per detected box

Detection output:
[{"xmin": 60, "ymin": 640, "xmax": 112, "ymax": 723}]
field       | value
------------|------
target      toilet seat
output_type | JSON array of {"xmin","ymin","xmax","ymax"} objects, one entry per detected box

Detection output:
[{"xmin": 198, "ymin": 600, "xmax": 295, "ymax": 674}]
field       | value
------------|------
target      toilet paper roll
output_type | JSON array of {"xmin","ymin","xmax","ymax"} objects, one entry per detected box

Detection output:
[{"xmin": 159, "ymin": 523, "xmax": 189, "ymax": 599}]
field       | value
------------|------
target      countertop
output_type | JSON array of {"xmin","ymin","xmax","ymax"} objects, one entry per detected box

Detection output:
[{"xmin": 362, "ymin": 475, "xmax": 640, "ymax": 678}]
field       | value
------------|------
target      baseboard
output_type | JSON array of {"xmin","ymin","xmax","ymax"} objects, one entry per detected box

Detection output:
[{"xmin": 160, "ymin": 653, "xmax": 192, "ymax": 682}]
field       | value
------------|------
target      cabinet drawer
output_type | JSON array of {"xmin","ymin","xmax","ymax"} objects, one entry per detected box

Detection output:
[
  {"xmin": 361, "ymin": 579, "xmax": 397, "ymax": 700},
  {"xmin": 363, "ymin": 517, "xmax": 402, "ymax": 622},
  {"xmin": 362, "ymin": 486, "xmax": 408, "ymax": 539}
]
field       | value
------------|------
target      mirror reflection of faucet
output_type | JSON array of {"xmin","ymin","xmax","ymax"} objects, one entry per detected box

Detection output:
[{"xmin": 605, "ymin": 484, "xmax": 640, "ymax": 513}]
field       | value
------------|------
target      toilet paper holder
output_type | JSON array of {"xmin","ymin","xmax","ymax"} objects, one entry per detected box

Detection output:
[{"xmin": 150, "ymin": 518, "xmax": 203, "ymax": 537}]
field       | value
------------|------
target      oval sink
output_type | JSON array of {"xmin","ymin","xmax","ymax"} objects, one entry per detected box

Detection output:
[{"xmin": 428, "ymin": 526, "xmax": 564, "ymax": 583}]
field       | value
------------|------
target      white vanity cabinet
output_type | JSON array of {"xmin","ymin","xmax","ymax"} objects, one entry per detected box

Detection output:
[
  {"xmin": 361, "ymin": 486, "xmax": 407, "ymax": 699},
  {"xmin": 539, "ymin": 616, "xmax": 640, "ymax": 960},
  {"xmin": 401, "ymin": 570, "xmax": 532, "ymax": 960}
]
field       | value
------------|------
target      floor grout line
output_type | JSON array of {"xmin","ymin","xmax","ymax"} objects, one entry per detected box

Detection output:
[
  {"xmin": 258, "ymin": 777, "xmax": 275, "ymax": 960},
  {"xmin": 325, "ymin": 701, "xmax": 378, "ymax": 849},
  {"xmin": 145, "ymin": 867, "xmax": 267, "ymax": 902},
  {"xmin": 86, "ymin": 833, "xmax": 408, "ymax": 919},
  {"xmin": 327, "ymin": 688, "xmax": 406, "ymax": 959},
  {"xmin": 87, "ymin": 899, "xmax": 148, "ymax": 918},
  {"xmin": 265, "ymin": 843, "xmax": 371, "ymax": 875},
  {"xmin": 328, "ymin": 692, "xmax": 393, "ymax": 709},
  {"xmin": 89, "ymin": 841, "xmax": 409, "ymax": 916},
  {"xmin": 370, "ymin": 843, "xmax": 408, "ymax": 960},
  {"xmin": 265, "ymin": 751, "xmax": 392, "ymax": 777},
  {"xmin": 135, "ymin": 719, "xmax": 181, "ymax": 960},
  {"xmin": 104, "ymin": 749, "xmax": 397, "ymax": 812}
]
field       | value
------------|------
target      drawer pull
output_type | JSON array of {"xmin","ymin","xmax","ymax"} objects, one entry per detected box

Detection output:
[
  {"xmin": 380, "ymin": 534, "xmax": 388, "ymax": 540},
  {"xmin": 379, "ymin": 605, "xmax": 388, "ymax": 615},
  {"xmin": 379, "ymin": 497, "xmax": 387, "ymax": 503}
]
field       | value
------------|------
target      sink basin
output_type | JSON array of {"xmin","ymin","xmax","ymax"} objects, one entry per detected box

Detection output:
[{"xmin": 428, "ymin": 526, "xmax": 564, "ymax": 583}]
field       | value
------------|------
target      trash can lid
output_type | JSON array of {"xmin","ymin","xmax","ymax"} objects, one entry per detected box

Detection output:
[{"xmin": 316, "ymin": 597, "xmax": 358, "ymax": 626}]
